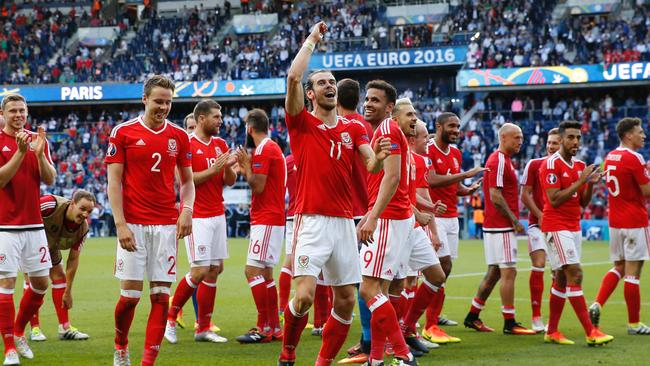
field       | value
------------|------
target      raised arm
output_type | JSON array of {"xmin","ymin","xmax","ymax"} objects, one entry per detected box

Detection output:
[
  {"xmin": 286, "ymin": 22, "xmax": 327, "ymax": 116},
  {"xmin": 428, "ymin": 166, "xmax": 486, "ymax": 188}
]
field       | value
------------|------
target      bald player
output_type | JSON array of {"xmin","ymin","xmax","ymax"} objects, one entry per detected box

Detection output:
[{"xmin": 464, "ymin": 123, "xmax": 535, "ymax": 335}]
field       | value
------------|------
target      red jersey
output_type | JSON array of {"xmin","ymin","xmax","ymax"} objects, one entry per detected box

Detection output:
[
  {"xmin": 0, "ymin": 129, "xmax": 53, "ymax": 229},
  {"xmin": 346, "ymin": 112, "xmax": 374, "ymax": 218},
  {"xmin": 251, "ymin": 138, "xmax": 286, "ymax": 226},
  {"xmin": 483, "ymin": 150, "xmax": 519, "ymax": 231},
  {"xmin": 105, "ymin": 117, "xmax": 192, "ymax": 225},
  {"xmin": 40, "ymin": 195, "xmax": 83, "ymax": 250},
  {"xmin": 286, "ymin": 108, "xmax": 370, "ymax": 218},
  {"xmin": 539, "ymin": 152, "xmax": 586, "ymax": 232},
  {"xmin": 521, "ymin": 157, "xmax": 546, "ymax": 226},
  {"xmin": 604, "ymin": 147, "xmax": 650, "ymax": 228},
  {"xmin": 410, "ymin": 151, "xmax": 430, "ymax": 228},
  {"xmin": 427, "ymin": 140, "xmax": 462, "ymax": 218},
  {"xmin": 189, "ymin": 134, "xmax": 229, "ymax": 218},
  {"xmin": 285, "ymin": 154, "xmax": 297, "ymax": 217},
  {"xmin": 367, "ymin": 118, "xmax": 413, "ymax": 220}
]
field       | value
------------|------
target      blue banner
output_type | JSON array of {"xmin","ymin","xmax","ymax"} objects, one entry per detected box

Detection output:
[
  {"xmin": 309, "ymin": 46, "xmax": 467, "ymax": 71},
  {"xmin": 458, "ymin": 62, "xmax": 650, "ymax": 89},
  {"xmin": 0, "ymin": 79, "xmax": 286, "ymax": 103}
]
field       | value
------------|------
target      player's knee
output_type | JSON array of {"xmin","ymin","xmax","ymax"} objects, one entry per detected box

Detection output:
[
  {"xmin": 440, "ymin": 257, "xmax": 452, "ymax": 276},
  {"xmin": 190, "ymin": 267, "xmax": 208, "ymax": 282},
  {"xmin": 334, "ymin": 292, "xmax": 356, "ymax": 312},
  {"xmin": 614, "ymin": 262, "xmax": 626, "ymax": 276},
  {"xmin": 244, "ymin": 264, "xmax": 264, "ymax": 279},
  {"xmin": 293, "ymin": 291, "xmax": 314, "ymax": 313},
  {"xmin": 426, "ymin": 267, "xmax": 446, "ymax": 287}
]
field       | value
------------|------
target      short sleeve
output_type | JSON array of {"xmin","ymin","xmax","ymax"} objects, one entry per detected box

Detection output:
[
  {"xmin": 416, "ymin": 158, "xmax": 429, "ymax": 188},
  {"xmin": 252, "ymin": 147, "xmax": 271, "ymax": 176},
  {"xmin": 352, "ymin": 121, "xmax": 370, "ymax": 148},
  {"xmin": 540, "ymin": 162, "xmax": 561, "ymax": 190},
  {"xmin": 521, "ymin": 160, "xmax": 534, "ymax": 186},
  {"xmin": 39, "ymin": 195, "xmax": 56, "ymax": 216},
  {"xmin": 177, "ymin": 130, "xmax": 192, "ymax": 168},
  {"xmin": 630, "ymin": 154, "xmax": 650, "ymax": 186},
  {"xmin": 381, "ymin": 123, "xmax": 402, "ymax": 155},
  {"xmin": 486, "ymin": 154, "xmax": 503, "ymax": 188},
  {"xmin": 104, "ymin": 126, "xmax": 125, "ymax": 164},
  {"xmin": 285, "ymin": 107, "xmax": 308, "ymax": 131}
]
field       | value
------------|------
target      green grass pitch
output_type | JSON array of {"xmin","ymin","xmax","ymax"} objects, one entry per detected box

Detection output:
[{"xmin": 15, "ymin": 237, "xmax": 648, "ymax": 365}]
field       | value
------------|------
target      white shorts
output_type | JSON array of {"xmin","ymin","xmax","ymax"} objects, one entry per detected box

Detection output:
[
  {"xmin": 528, "ymin": 226, "xmax": 546, "ymax": 254},
  {"xmin": 284, "ymin": 218, "xmax": 294, "ymax": 255},
  {"xmin": 483, "ymin": 231, "xmax": 517, "ymax": 267},
  {"xmin": 247, "ymin": 224, "xmax": 285, "ymax": 268},
  {"xmin": 435, "ymin": 217, "xmax": 459, "ymax": 259},
  {"xmin": 115, "ymin": 224, "xmax": 177, "ymax": 282},
  {"xmin": 293, "ymin": 214, "xmax": 361, "ymax": 286},
  {"xmin": 185, "ymin": 215, "xmax": 228, "ymax": 267},
  {"xmin": 544, "ymin": 231, "xmax": 582, "ymax": 271},
  {"xmin": 609, "ymin": 227, "xmax": 650, "ymax": 262},
  {"xmin": 360, "ymin": 216, "xmax": 415, "ymax": 281},
  {"xmin": 396, "ymin": 226, "xmax": 440, "ymax": 279},
  {"xmin": 0, "ymin": 230, "xmax": 51, "ymax": 278}
]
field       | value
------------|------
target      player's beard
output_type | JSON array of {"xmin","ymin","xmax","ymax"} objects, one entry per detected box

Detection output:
[{"xmin": 245, "ymin": 133, "xmax": 255, "ymax": 148}]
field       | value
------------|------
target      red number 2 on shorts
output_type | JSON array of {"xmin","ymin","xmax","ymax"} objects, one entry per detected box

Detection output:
[
  {"xmin": 363, "ymin": 251, "xmax": 373, "ymax": 269},
  {"xmin": 39, "ymin": 247, "xmax": 49, "ymax": 263},
  {"xmin": 167, "ymin": 256, "xmax": 176, "ymax": 275}
]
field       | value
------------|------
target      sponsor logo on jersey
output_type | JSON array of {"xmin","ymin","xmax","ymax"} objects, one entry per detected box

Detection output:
[
  {"xmin": 106, "ymin": 143, "xmax": 117, "ymax": 157},
  {"xmin": 136, "ymin": 139, "xmax": 146, "ymax": 146},
  {"xmin": 0, "ymin": 253, "xmax": 6, "ymax": 264},
  {"xmin": 297, "ymin": 255, "xmax": 309, "ymax": 268},
  {"xmin": 390, "ymin": 143, "xmax": 399, "ymax": 149},
  {"xmin": 1, "ymin": 146, "xmax": 10, "ymax": 152},
  {"xmin": 546, "ymin": 173, "xmax": 558, "ymax": 184},
  {"xmin": 437, "ymin": 158, "xmax": 443, "ymax": 164},
  {"xmin": 168, "ymin": 139, "xmax": 178, "ymax": 156}
]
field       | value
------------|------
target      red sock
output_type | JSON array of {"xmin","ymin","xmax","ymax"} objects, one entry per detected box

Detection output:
[
  {"xmin": 567, "ymin": 285, "xmax": 594, "ymax": 335},
  {"xmin": 405, "ymin": 285, "xmax": 417, "ymax": 317},
  {"xmin": 425, "ymin": 285, "xmax": 444, "ymax": 329},
  {"xmin": 114, "ymin": 291, "xmax": 141, "ymax": 349},
  {"xmin": 389, "ymin": 294, "xmax": 404, "ymax": 321},
  {"xmin": 502, "ymin": 305, "xmax": 515, "ymax": 320},
  {"xmin": 168, "ymin": 274, "xmax": 198, "ymax": 322},
  {"xmin": 266, "ymin": 279, "xmax": 280, "ymax": 331},
  {"xmin": 368, "ymin": 294, "xmax": 410, "ymax": 362},
  {"xmin": 51, "ymin": 279, "xmax": 70, "ymax": 328},
  {"xmin": 29, "ymin": 312, "xmax": 39, "ymax": 329},
  {"xmin": 315, "ymin": 311, "xmax": 352, "ymax": 366},
  {"xmin": 469, "ymin": 297, "xmax": 485, "ymax": 315},
  {"xmin": 280, "ymin": 300, "xmax": 309, "ymax": 362},
  {"xmin": 248, "ymin": 275, "xmax": 268, "ymax": 331},
  {"xmin": 0, "ymin": 291, "xmax": 16, "ymax": 353},
  {"xmin": 196, "ymin": 281, "xmax": 217, "ymax": 333},
  {"xmin": 529, "ymin": 267, "xmax": 544, "ymax": 318},
  {"xmin": 595, "ymin": 268, "xmax": 622, "ymax": 306},
  {"xmin": 547, "ymin": 285, "xmax": 566, "ymax": 334},
  {"xmin": 403, "ymin": 279, "xmax": 439, "ymax": 334},
  {"xmin": 142, "ymin": 287, "xmax": 170, "ymax": 366},
  {"xmin": 624, "ymin": 276, "xmax": 641, "ymax": 324},
  {"xmin": 314, "ymin": 284, "xmax": 330, "ymax": 328},
  {"xmin": 279, "ymin": 267, "xmax": 292, "ymax": 313},
  {"xmin": 14, "ymin": 285, "xmax": 46, "ymax": 336}
]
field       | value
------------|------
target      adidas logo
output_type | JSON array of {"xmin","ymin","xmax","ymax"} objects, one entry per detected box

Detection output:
[
  {"xmin": 196, "ymin": 149, "xmax": 203, "ymax": 155},
  {"xmin": 136, "ymin": 139, "xmax": 146, "ymax": 146},
  {"xmin": 563, "ymin": 172, "xmax": 569, "ymax": 178},
  {"xmin": 1, "ymin": 146, "xmax": 10, "ymax": 152},
  {"xmin": 437, "ymin": 158, "xmax": 443, "ymax": 164}
]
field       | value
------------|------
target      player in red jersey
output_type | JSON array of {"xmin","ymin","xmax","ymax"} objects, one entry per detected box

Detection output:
[
  {"xmin": 278, "ymin": 153, "xmax": 297, "ymax": 321},
  {"xmin": 106, "ymin": 75, "xmax": 195, "ymax": 366},
  {"xmin": 520, "ymin": 128, "xmax": 560, "ymax": 332},
  {"xmin": 590, "ymin": 117, "xmax": 650, "ymax": 335},
  {"xmin": 26, "ymin": 191, "xmax": 96, "ymax": 342},
  {"xmin": 357, "ymin": 82, "xmax": 419, "ymax": 366},
  {"xmin": 165, "ymin": 100, "xmax": 233, "ymax": 345},
  {"xmin": 0, "ymin": 93, "xmax": 56, "ymax": 365},
  {"xmin": 279, "ymin": 22, "xmax": 391, "ymax": 366},
  {"xmin": 539, "ymin": 120, "xmax": 613, "ymax": 346},
  {"xmin": 463, "ymin": 123, "xmax": 535, "ymax": 335},
  {"xmin": 424, "ymin": 112, "xmax": 483, "ymax": 336},
  {"xmin": 235, "ymin": 109, "xmax": 287, "ymax": 343},
  {"xmin": 183, "ymin": 113, "xmax": 197, "ymax": 133}
]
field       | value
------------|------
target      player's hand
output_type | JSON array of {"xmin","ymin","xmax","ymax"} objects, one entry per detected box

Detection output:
[
  {"xmin": 433, "ymin": 200, "xmax": 447, "ymax": 216},
  {"xmin": 415, "ymin": 211, "xmax": 433, "ymax": 226},
  {"xmin": 176, "ymin": 207, "xmax": 192, "ymax": 240},
  {"xmin": 226, "ymin": 152, "xmax": 238, "ymax": 167},
  {"xmin": 466, "ymin": 166, "xmax": 488, "ymax": 178},
  {"xmin": 579, "ymin": 164, "xmax": 597, "ymax": 184},
  {"xmin": 236, "ymin": 147, "xmax": 251, "ymax": 171},
  {"xmin": 15, "ymin": 131, "xmax": 30, "ymax": 153},
  {"xmin": 213, "ymin": 152, "xmax": 230, "ymax": 173},
  {"xmin": 467, "ymin": 177, "xmax": 483, "ymax": 194},
  {"xmin": 308, "ymin": 21, "xmax": 328, "ymax": 43},
  {"xmin": 116, "ymin": 223, "xmax": 137, "ymax": 252},
  {"xmin": 62, "ymin": 290, "xmax": 73, "ymax": 309},
  {"xmin": 514, "ymin": 220, "xmax": 525, "ymax": 234},
  {"xmin": 33, "ymin": 126, "xmax": 47, "ymax": 157},
  {"xmin": 373, "ymin": 137, "xmax": 391, "ymax": 161},
  {"xmin": 358, "ymin": 216, "xmax": 377, "ymax": 244},
  {"xmin": 430, "ymin": 231, "xmax": 442, "ymax": 251},
  {"xmin": 588, "ymin": 166, "xmax": 604, "ymax": 184}
]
